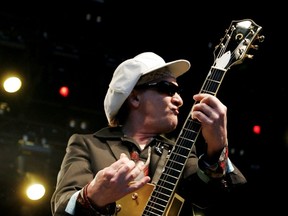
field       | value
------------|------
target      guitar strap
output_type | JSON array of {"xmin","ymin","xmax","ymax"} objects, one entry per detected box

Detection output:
[{"xmin": 151, "ymin": 144, "xmax": 170, "ymax": 184}]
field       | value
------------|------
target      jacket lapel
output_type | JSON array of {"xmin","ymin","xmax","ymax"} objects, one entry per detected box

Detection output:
[{"xmin": 107, "ymin": 140, "xmax": 130, "ymax": 160}]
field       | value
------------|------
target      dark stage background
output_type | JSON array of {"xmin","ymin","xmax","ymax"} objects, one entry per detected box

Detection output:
[{"xmin": 0, "ymin": 1, "xmax": 286, "ymax": 215}]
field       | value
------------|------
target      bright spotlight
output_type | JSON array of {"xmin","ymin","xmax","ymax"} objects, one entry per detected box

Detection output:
[
  {"xmin": 21, "ymin": 173, "xmax": 47, "ymax": 201},
  {"xmin": 3, "ymin": 76, "xmax": 22, "ymax": 93},
  {"xmin": 26, "ymin": 183, "xmax": 46, "ymax": 200}
]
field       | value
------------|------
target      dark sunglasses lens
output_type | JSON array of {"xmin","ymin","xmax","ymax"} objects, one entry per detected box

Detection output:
[
  {"xmin": 157, "ymin": 82, "xmax": 181, "ymax": 96},
  {"xmin": 136, "ymin": 81, "xmax": 182, "ymax": 96}
]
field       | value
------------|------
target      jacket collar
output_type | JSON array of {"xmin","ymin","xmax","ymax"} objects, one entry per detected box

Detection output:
[
  {"xmin": 94, "ymin": 126, "xmax": 175, "ymax": 145},
  {"xmin": 93, "ymin": 126, "xmax": 175, "ymax": 158}
]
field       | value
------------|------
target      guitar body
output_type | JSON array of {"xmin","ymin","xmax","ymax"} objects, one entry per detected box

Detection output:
[
  {"xmin": 116, "ymin": 183, "xmax": 184, "ymax": 216},
  {"xmin": 116, "ymin": 19, "xmax": 264, "ymax": 216},
  {"xmin": 116, "ymin": 183, "xmax": 154, "ymax": 216}
]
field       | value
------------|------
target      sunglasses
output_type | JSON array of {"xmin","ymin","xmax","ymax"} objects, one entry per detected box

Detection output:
[{"xmin": 135, "ymin": 81, "xmax": 182, "ymax": 96}]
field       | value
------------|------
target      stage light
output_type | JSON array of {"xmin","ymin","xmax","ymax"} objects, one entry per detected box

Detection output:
[
  {"xmin": 3, "ymin": 76, "xmax": 22, "ymax": 93},
  {"xmin": 59, "ymin": 86, "xmax": 69, "ymax": 97},
  {"xmin": 26, "ymin": 183, "xmax": 45, "ymax": 201},
  {"xmin": 21, "ymin": 172, "xmax": 47, "ymax": 201},
  {"xmin": 253, "ymin": 125, "xmax": 261, "ymax": 135}
]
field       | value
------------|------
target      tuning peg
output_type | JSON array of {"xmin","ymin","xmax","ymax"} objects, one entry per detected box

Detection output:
[
  {"xmin": 258, "ymin": 35, "xmax": 265, "ymax": 42},
  {"xmin": 250, "ymin": 44, "xmax": 259, "ymax": 50},
  {"xmin": 245, "ymin": 54, "xmax": 254, "ymax": 59}
]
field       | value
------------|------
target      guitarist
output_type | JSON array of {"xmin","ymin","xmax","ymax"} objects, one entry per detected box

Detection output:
[{"xmin": 51, "ymin": 52, "xmax": 247, "ymax": 216}]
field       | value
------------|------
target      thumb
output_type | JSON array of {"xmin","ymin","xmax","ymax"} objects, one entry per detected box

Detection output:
[{"xmin": 120, "ymin": 153, "xmax": 128, "ymax": 159}]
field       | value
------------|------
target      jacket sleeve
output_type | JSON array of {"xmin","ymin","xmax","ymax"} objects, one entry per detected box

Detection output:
[
  {"xmin": 177, "ymin": 144, "xmax": 248, "ymax": 216},
  {"xmin": 51, "ymin": 134, "xmax": 97, "ymax": 216}
]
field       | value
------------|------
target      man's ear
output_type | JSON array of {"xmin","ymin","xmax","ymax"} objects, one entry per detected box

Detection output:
[{"xmin": 128, "ymin": 90, "xmax": 140, "ymax": 107}]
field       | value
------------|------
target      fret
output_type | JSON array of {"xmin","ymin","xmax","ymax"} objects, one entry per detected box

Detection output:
[
  {"xmin": 208, "ymin": 69, "xmax": 226, "ymax": 80},
  {"xmin": 174, "ymin": 140, "xmax": 194, "ymax": 149},
  {"xmin": 165, "ymin": 160, "xmax": 184, "ymax": 169},
  {"xmin": 165, "ymin": 166, "xmax": 182, "ymax": 174},
  {"xmin": 157, "ymin": 178, "xmax": 177, "ymax": 188},
  {"xmin": 201, "ymin": 89, "xmax": 215, "ymax": 95},
  {"xmin": 177, "ymin": 136, "xmax": 194, "ymax": 143},
  {"xmin": 171, "ymin": 148, "xmax": 190, "ymax": 157},
  {"xmin": 161, "ymin": 173, "xmax": 181, "ymax": 182},
  {"xmin": 147, "ymin": 201, "xmax": 167, "ymax": 209},
  {"xmin": 181, "ymin": 122, "xmax": 201, "ymax": 133},
  {"xmin": 157, "ymin": 184, "xmax": 176, "ymax": 193},
  {"xmin": 206, "ymin": 77, "xmax": 221, "ymax": 84},
  {"xmin": 155, "ymin": 183, "xmax": 174, "ymax": 192},
  {"xmin": 147, "ymin": 196, "xmax": 168, "ymax": 207},
  {"xmin": 186, "ymin": 116, "xmax": 201, "ymax": 125},
  {"xmin": 203, "ymin": 83, "xmax": 220, "ymax": 93},
  {"xmin": 150, "ymin": 193, "xmax": 171, "ymax": 203},
  {"xmin": 200, "ymin": 69, "xmax": 226, "ymax": 96},
  {"xmin": 143, "ymin": 205, "xmax": 163, "ymax": 215},
  {"xmin": 149, "ymin": 199, "xmax": 165, "ymax": 207},
  {"xmin": 152, "ymin": 188, "xmax": 173, "ymax": 199},
  {"xmin": 183, "ymin": 118, "xmax": 201, "ymax": 127},
  {"xmin": 205, "ymin": 79, "xmax": 221, "ymax": 87},
  {"xmin": 143, "ymin": 205, "xmax": 163, "ymax": 216},
  {"xmin": 204, "ymin": 81, "xmax": 221, "ymax": 91},
  {"xmin": 159, "ymin": 174, "xmax": 178, "ymax": 183},
  {"xmin": 181, "ymin": 127, "xmax": 197, "ymax": 133}
]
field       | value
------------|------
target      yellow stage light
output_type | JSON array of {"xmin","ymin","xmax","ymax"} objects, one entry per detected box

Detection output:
[{"xmin": 26, "ymin": 183, "xmax": 46, "ymax": 201}]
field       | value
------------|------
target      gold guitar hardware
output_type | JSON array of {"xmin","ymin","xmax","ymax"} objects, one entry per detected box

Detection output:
[{"xmin": 132, "ymin": 193, "xmax": 138, "ymax": 200}]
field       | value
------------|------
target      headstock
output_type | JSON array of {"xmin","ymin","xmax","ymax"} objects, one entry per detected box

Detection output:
[{"xmin": 213, "ymin": 19, "xmax": 264, "ymax": 70}]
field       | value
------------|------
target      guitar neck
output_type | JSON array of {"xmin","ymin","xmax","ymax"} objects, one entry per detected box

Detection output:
[{"xmin": 142, "ymin": 67, "xmax": 227, "ymax": 215}]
